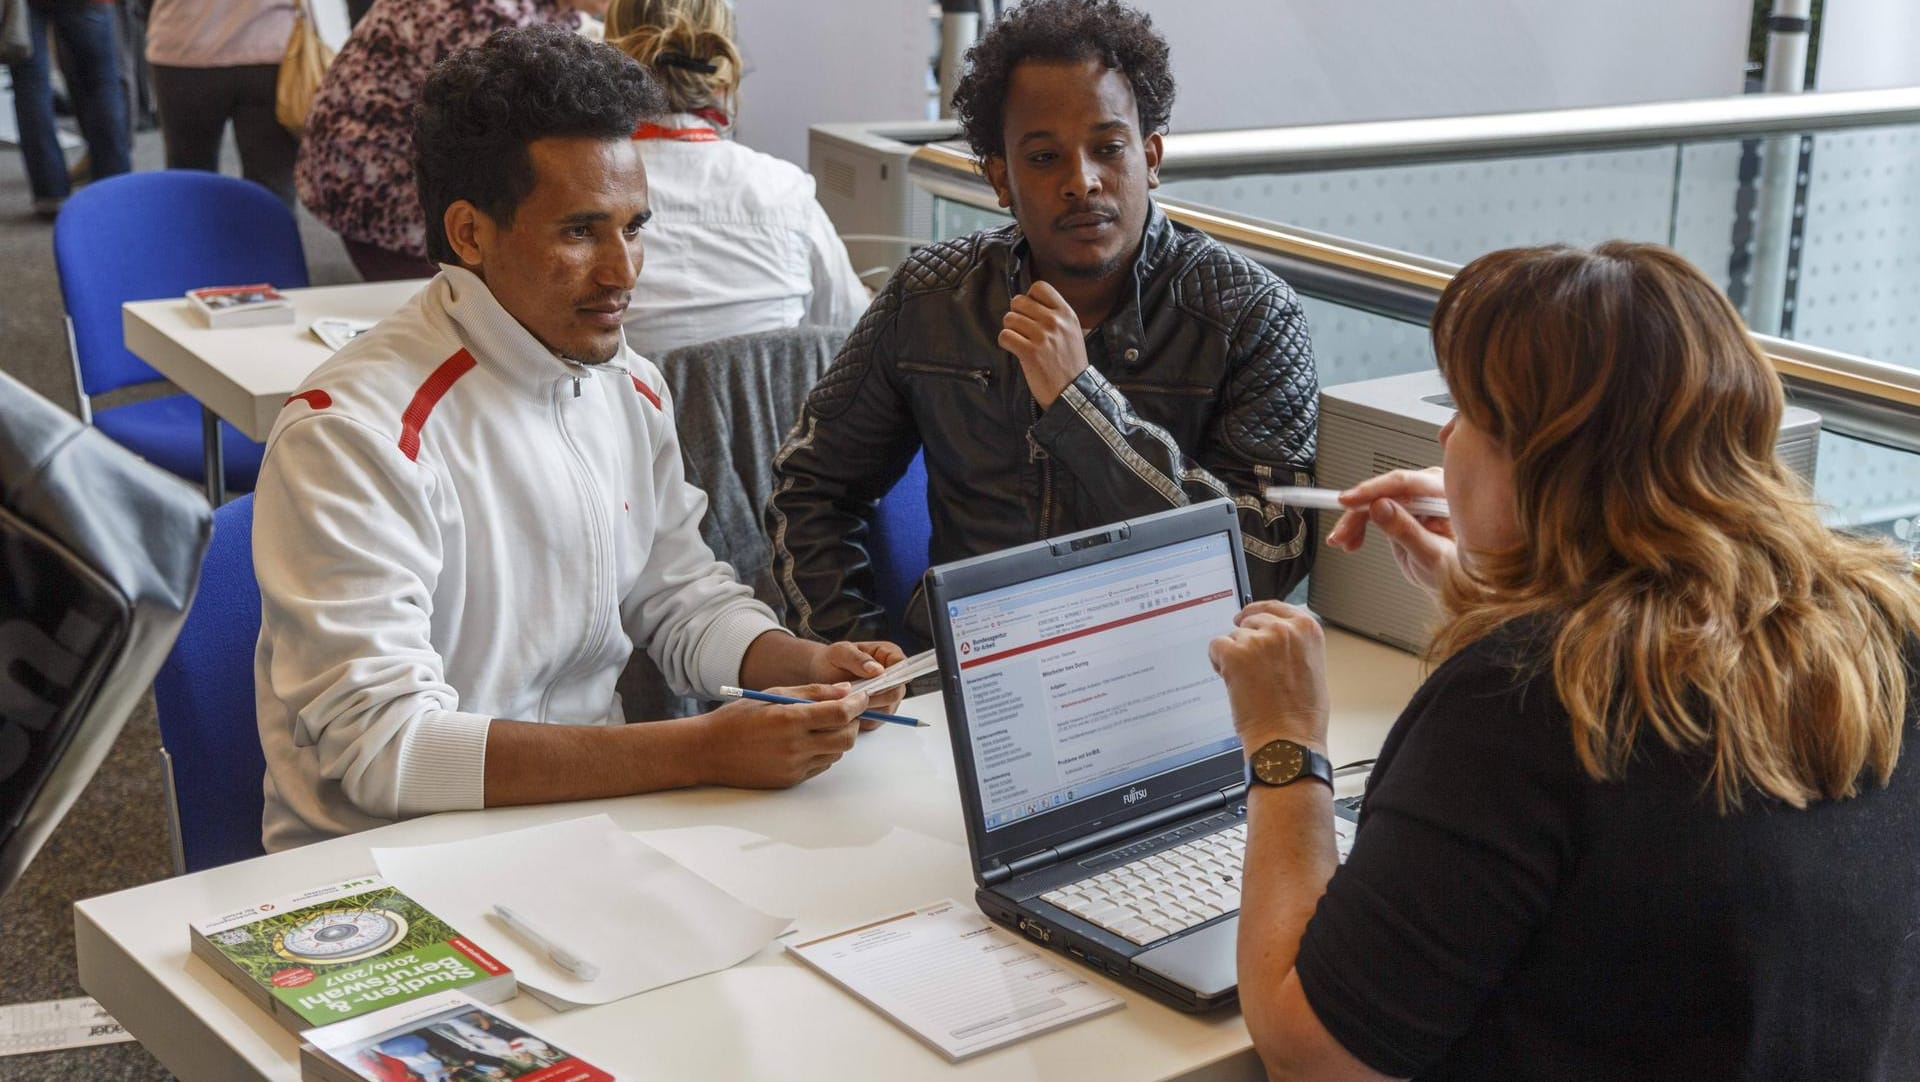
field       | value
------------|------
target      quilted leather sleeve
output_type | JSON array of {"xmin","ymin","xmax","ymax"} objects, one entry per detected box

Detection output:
[
  {"xmin": 1032, "ymin": 269, "xmax": 1318, "ymax": 601},
  {"xmin": 1221, "ymin": 278, "xmax": 1319, "ymax": 598},
  {"xmin": 764, "ymin": 279, "xmax": 920, "ymax": 642},
  {"xmin": 1222, "ymin": 279, "xmax": 1318, "ymax": 470}
]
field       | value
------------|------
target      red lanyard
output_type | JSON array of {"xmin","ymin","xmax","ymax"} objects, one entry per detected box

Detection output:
[
  {"xmin": 631, "ymin": 110, "xmax": 731, "ymax": 143},
  {"xmin": 631, "ymin": 122, "xmax": 720, "ymax": 142}
]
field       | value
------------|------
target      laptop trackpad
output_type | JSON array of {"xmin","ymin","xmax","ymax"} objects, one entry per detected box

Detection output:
[{"xmin": 1132, "ymin": 915, "xmax": 1238, "ymax": 999}]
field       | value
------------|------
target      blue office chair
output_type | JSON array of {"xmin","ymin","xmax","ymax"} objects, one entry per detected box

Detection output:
[
  {"xmin": 152, "ymin": 493, "xmax": 267, "ymax": 873},
  {"xmin": 52, "ymin": 171, "xmax": 310, "ymax": 493},
  {"xmin": 869, "ymin": 449, "xmax": 932, "ymax": 649}
]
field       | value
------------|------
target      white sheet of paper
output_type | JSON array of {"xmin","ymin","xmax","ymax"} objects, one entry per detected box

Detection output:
[
  {"xmin": 372, "ymin": 814, "xmax": 791, "ymax": 1007},
  {"xmin": 786, "ymin": 899, "xmax": 1122, "ymax": 1062},
  {"xmin": 0, "ymin": 997, "xmax": 133, "ymax": 1057}
]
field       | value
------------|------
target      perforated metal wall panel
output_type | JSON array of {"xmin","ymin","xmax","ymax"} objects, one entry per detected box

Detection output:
[
  {"xmin": 1815, "ymin": 432, "xmax": 1920, "ymax": 528},
  {"xmin": 1792, "ymin": 126, "xmax": 1920, "ymax": 370}
]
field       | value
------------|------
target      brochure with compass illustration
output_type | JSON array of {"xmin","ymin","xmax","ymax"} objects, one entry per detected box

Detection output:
[{"xmin": 190, "ymin": 876, "xmax": 516, "ymax": 1034}]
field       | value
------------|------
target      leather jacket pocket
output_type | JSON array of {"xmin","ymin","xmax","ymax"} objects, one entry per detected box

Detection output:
[{"xmin": 899, "ymin": 361, "xmax": 992, "ymax": 391}]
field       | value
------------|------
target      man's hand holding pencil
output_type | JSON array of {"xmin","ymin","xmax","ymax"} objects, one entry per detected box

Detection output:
[{"xmin": 697, "ymin": 682, "xmax": 874, "ymax": 788}]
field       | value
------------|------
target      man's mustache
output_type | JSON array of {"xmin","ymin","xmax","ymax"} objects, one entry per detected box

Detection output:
[
  {"xmin": 1055, "ymin": 206, "xmax": 1120, "ymax": 230},
  {"xmin": 574, "ymin": 292, "xmax": 631, "ymax": 309}
]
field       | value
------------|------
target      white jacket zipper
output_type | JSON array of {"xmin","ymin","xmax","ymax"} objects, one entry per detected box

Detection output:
[{"xmin": 537, "ymin": 370, "xmax": 616, "ymax": 722}]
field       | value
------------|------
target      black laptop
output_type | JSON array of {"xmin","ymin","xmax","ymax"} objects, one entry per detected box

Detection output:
[{"xmin": 927, "ymin": 499, "xmax": 1299, "ymax": 1012}]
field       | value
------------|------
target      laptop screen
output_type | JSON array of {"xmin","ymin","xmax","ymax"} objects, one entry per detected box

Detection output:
[{"xmin": 943, "ymin": 531, "xmax": 1243, "ymax": 833}]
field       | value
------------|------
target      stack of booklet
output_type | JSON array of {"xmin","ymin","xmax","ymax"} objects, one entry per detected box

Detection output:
[
  {"xmin": 186, "ymin": 283, "xmax": 295, "ymax": 328},
  {"xmin": 787, "ymin": 899, "xmax": 1122, "ymax": 1062},
  {"xmin": 300, "ymin": 991, "xmax": 611, "ymax": 1082},
  {"xmin": 189, "ymin": 876, "xmax": 517, "ymax": 1034}
]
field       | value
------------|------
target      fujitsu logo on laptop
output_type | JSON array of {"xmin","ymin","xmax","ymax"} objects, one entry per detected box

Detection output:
[{"xmin": 1123, "ymin": 786, "xmax": 1148, "ymax": 805}]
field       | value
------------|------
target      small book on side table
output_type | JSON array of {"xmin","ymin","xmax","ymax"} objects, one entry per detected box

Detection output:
[
  {"xmin": 189, "ymin": 876, "xmax": 516, "ymax": 1035},
  {"xmin": 186, "ymin": 283, "xmax": 295, "ymax": 328},
  {"xmin": 300, "ymin": 991, "xmax": 614, "ymax": 1082}
]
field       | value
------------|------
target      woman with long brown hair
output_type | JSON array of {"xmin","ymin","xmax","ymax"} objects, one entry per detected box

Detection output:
[
  {"xmin": 1211, "ymin": 241, "xmax": 1920, "ymax": 1080},
  {"xmin": 603, "ymin": 0, "xmax": 870, "ymax": 356}
]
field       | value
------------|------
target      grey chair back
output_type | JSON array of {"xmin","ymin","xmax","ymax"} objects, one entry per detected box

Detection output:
[
  {"xmin": 0, "ymin": 370, "xmax": 210, "ymax": 894},
  {"xmin": 617, "ymin": 324, "xmax": 848, "ymax": 721}
]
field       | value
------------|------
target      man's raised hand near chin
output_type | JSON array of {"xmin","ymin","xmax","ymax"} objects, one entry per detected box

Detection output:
[{"xmin": 999, "ymin": 280, "xmax": 1090, "ymax": 411}]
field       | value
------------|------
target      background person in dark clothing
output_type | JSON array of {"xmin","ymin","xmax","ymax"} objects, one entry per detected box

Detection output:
[
  {"xmin": 7, "ymin": 0, "xmax": 131, "ymax": 217},
  {"xmin": 767, "ymin": 0, "xmax": 1319, "ymax": 649},
  {"xmin": 144, "ymin": 0, "xmax": 299, "ymax": 205},
  {"xmin": 1211, "ymin": 241, "xmax": 1920, "ymax": 1081}
]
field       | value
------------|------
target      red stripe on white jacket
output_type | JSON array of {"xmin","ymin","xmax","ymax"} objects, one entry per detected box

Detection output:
[{"xmin": 398, "ymin": 349, "xmax": 477, "ymax": 461}]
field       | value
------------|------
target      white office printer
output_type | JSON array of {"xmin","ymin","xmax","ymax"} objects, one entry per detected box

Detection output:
[{"xmin": 1308, "ymin": 369, "xmax": 1824, "ymax": 653}]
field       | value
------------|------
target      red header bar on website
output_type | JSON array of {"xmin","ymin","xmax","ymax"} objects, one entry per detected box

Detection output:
[{"xmin": 957, "ymin": 589, "xmax": 1234, "ymax": 671}]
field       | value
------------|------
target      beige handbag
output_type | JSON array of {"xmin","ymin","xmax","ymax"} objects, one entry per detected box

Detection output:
[{"xmin": 275, "ymin": 0, "xmax": 336, "ymax": 136}]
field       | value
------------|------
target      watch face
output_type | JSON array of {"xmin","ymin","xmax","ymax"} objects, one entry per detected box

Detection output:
[{"xmin": 1252, "ymin": 740, "xmax": 1306, "ymax": 786}]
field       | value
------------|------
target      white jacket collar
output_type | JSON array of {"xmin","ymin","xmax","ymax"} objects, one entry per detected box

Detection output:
[{"xmin": 433, "ymin": 264, "xmax": 632, "ymax": 396}]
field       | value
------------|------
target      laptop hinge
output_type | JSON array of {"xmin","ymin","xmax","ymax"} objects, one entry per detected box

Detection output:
[
  {"xmin": 1050, "ymin": 789, "xmax": 1231, "ymax": 865},
  {"xmin": 983, "ymin": 848, "xmax": 1058, "ymax": 887}
]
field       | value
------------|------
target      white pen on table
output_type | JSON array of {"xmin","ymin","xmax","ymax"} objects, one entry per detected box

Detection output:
[
  {"xmin": 491, "ymin": 903, "xmax": 600, "ymax": 981},
  {"xmin": 1266, "ymin": 485, "xmax": 1450, "ymax": 519}
]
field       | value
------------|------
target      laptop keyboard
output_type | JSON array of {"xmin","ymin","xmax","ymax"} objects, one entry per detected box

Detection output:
[
  {"xmin": 1040, "ymin": 815, "xmax": 1360, "ymax": 946},
  {"xmin": 1041, "ymin": 823, "xmax": 1247, "ymax": 945}
]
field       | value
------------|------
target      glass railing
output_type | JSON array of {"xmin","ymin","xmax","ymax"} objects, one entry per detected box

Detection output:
[
  {"xmin": 907, "ymin": 137, "xmax": 1920, "ymax": 544},
  {"xmin": 1139, "ymin": 88, "xmax": 1920, "ymax": 373}
]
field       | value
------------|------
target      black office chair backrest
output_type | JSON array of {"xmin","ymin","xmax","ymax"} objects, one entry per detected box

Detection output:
[
  {"xmin": 658, "ymin": 324, "xmax": 849, "ymax": 605},
  {"xmin": 616, "ymin": 324, "xmax": 848, "ymax": 721},
  {"xmin": 0, "ymin": 370, "xmax": 210, "ymax": 894}
]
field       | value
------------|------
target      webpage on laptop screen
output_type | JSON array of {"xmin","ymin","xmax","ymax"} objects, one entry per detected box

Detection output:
[{"xmin": 949, "ymin": 533, "xmax": 1243, "ymax": 832}]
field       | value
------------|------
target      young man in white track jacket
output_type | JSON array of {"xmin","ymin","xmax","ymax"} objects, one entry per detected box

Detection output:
[{"xmin": 253, "ymin": 27, "xmax": 903, "ymax": 851}]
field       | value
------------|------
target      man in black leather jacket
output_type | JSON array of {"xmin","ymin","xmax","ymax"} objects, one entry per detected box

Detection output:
[{"xmin": 767, "ymin": 0, "xmax": 1318, "ymax": 647}]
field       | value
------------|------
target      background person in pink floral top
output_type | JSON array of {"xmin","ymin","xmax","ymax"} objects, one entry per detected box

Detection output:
[{"xmin": 295, "ymin": 0, "xmax": 610, "ymax": 281}]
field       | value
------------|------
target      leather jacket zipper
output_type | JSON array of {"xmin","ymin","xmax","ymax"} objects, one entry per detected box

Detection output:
[
  {"xmin": 1112, "ymin": 381, "xmax": 1214, "ymax": 398},
  {"xmin": 899, "ymin": 361, "xmax": 991, "ymax": 390}
]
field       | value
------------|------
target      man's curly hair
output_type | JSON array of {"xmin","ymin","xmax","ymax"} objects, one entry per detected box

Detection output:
[
  {"xmin": 414, "ymin": 25, "xmax": 667, "ymax": 265},
  {"xmin": 951, "ymin": 0, "xmax": 1174, "ymax": 162}
]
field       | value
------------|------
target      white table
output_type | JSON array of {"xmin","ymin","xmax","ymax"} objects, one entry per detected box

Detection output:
[
  {"xmin": 121, "ymin": 280, "xmax": 426, "ymax": 504},
  {"xmin": 75, "ymin": 630, "xmax": 1424, "ymax": 1082}
]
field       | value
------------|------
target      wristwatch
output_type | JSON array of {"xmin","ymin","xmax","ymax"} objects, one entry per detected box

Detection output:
[{"xmin": 1245, "ymin": 738, "xmax": 1334, "ymax": 789}]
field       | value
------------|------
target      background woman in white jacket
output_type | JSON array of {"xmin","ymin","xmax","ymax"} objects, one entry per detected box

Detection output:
[{"xmin": 605, "ymin": 0, "xmax": 872, "ymax": 357}]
